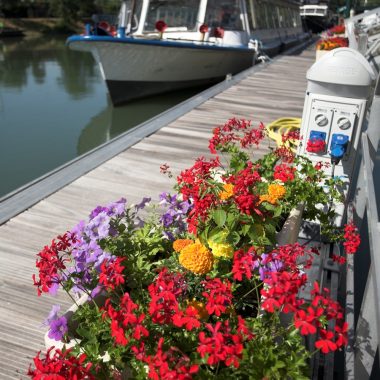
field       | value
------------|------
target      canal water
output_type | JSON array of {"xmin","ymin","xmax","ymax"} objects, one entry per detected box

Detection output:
[{"xmin": 0, "ymin": 36, "xmax": 206, "ymax": 199}]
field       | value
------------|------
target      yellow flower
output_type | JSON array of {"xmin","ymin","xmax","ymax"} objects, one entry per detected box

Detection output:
[
  {"xmin": 179, "ymin": 242, "xmax": 214, "ymax": 275},
  {"xmin": 219, "ymin": 183, "xmax": 234, "ymax": 200},
  {"xmin": 208, "ymin": 232, "xmax": 234, "ymax": 259},
  {"xmin": 260, "ymin": 184, "xmax": 286, "ymax": 205},
  {"xmin": 187, "ymin": 299, "xmax": 209, "ymax": 320},
  {"xmin": 173, "ymin": 239, "xmax": 193, "ymax": 253}
]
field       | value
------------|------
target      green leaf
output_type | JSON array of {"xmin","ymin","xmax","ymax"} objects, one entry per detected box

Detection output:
[
  {"xmin": 264, "ymin": 223, "xmax": 276, "ymax": 235},
  {"xmin": 240, "ymin": 224, "xmax": 250, "ymax": 236},
  {"xmin": 230, "ymin": 231, "xmax": 241, "ymax": 245},
  {"xmin": 85, "ymin": 341, "xmax": 99, "ymax": 356},
  {"xmin": 248, "ymin": 224, "xmax": 264, "ymax": 241},
  {"xmin": 212, "ymin": 209, "xmax": 226, "ymax": 227},
  {"xmin": 258, "ymin": 236, "xmax": 273, "ymax": 246},
  {"xmin": 77, "ymin": 327, "xmax": 93, "ymax": 340},
  {"xmin": 208, "ymin": 227, "xmax": 225, "ymax": 243},
  {"xmin": 273, "ymin": 205, "xmax": 283, "ymax": 218}
]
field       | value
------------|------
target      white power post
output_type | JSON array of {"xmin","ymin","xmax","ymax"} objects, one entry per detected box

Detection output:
[
  {"xmin": 298, "ymin": 48, "xmax": 376, "ymax": 180},
  {"xmin": 298, "ymin": 48, "xmax": 376, "ymax": 226}
]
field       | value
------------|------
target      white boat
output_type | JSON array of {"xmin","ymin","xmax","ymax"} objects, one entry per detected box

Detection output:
[
  {"xmin": 67, "ymin": 0, "xmax": 308, "ymax": 105},
  {"xmin": 299, "ymin": 3, "xmax": 333, "ymax": 33}
]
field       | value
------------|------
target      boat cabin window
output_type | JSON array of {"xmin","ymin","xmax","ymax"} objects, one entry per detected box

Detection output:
[
  {"xmin": 205, "ymin": 0, "xmax": 244, "ymax": 31},
  {"xmin": 245, "ymin": 0, "xmax": 256, "ymax": 30},
  {"xmin": 253, "ymin": 1, "xmax": 270, "ymax": 29},
  {"xmin": 144, "ymin": 0, "xmax": 199, "ymax": 31}
]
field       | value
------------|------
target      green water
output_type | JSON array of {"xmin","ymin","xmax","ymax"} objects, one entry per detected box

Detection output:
[{"xmin": 0, "ymin": 36, "xmax": 205, "ymax": 198}]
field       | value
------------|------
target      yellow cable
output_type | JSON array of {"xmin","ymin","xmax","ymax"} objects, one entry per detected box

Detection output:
[{"xmin": 266, "ymin": 117, "xmax": 301, "ymax": 153}]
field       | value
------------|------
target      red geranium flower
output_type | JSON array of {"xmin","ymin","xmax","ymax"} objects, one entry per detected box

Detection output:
[
  {"xmin": 99, "ymin": 257, "xmax": 126, "ymax": 290},
  {"xmin": 273, "ymin": 163, "xmax": 296, "ymax": 182},
  {"xmin": 232, "ymin": 248, "xmax": 255, "ymax": 281},
  {"xmin": 343, "ymin": 222, "xmax": 360, "ymax": 254},
  {"xmin": 315, "ymin": 329, "xmax": 338, "ymax": 354},
  {"xmin": 28, "ymin": 347, "xmax": 94, "ymax": 379},
  {"xmin": 32, "ymin": 232, "xmax": 76, "ymax": 296}
]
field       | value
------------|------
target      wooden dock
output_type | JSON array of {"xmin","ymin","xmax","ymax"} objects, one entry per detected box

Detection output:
[{"xmin": 0, "ymin": 46, "xmax": 315, "ymax": 378}]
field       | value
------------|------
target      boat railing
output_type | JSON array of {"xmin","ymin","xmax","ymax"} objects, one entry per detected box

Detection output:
[
  {"xmin": 345, "ymin": 7, "xmax": 380, "ymax": 50},
  {"xmin": 344, "ymin": 7, "xmax": 380, "ymax": 74}
]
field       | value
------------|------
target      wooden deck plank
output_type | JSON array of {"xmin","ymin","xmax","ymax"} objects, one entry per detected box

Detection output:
[{"xmin": 0, "ymin": 47, "xmax": 316, "ymax": 378}]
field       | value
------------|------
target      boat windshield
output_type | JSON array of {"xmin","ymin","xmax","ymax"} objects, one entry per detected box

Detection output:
[
  {"xmin": 144, "ymin": 0, "xmax": 200, "ymax": 31},
  {"xmin": 205, "ymin": 0, "xmax": 243, "ymax": 30}
]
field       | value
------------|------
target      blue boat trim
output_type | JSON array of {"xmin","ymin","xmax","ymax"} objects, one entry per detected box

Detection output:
[{"xmin": 66, "ymin": 35, "xmax": 254, "ymax": 53}]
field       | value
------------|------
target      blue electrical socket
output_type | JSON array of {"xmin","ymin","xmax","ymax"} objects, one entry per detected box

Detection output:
[{"xmin": 330, "ymin": 134, "xmax": 349, "ymax": 160}]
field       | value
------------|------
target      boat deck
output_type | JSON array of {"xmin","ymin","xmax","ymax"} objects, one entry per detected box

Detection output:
[{"xmin": 0, "ymin": 45, "xmax": 316, "ymax": 379}]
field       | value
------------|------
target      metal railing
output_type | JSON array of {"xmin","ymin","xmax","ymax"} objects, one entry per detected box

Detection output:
[{"xmin": 344, "ymin": 76, "xmax": 380, "ymax": 379}]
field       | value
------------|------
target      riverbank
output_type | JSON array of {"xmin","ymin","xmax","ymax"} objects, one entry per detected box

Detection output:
[{"xmin": 2, "ymin": 18, "xmax": 83, "ymax": 37}]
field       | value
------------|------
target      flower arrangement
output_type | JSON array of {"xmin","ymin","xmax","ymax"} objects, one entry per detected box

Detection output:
[
  {"xmin": 328, "ymin": 24, "xmax": 345, "ymax": 36},
  {"xmin": 28, "ymin": 118, "xmax": 359, "ymax": 379},
  {"xmin": 316, "ymin": 36, "xmax": 349, "ymax": 51}
]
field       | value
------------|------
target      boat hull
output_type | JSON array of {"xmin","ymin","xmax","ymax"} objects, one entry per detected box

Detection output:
[
  {"xmin": 67, "ymin": 36, "xmax": 256, "ymax": 105},
  {"xmin": 106, "ymin": 77, "xmax": 224, "ymax": 105}
]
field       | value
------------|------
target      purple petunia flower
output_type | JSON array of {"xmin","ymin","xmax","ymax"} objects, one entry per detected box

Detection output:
[
  {"xmin": 107, "ymin": 197, "xmax": 127, "ymax": 217},
  {"xmin": 89, "ymin": 206, "xmax": 108, "ymax": 220},
  {"xmin": 178, "ymin": 200, "xmax": 191, "ymax": 214},
  {"xmin": 159, "ymin": 192, "xmax": 169, "ymax": 203},
  {"xmin": 158, "ymin": 192, "xmax": 193, "ymax": 238},
  {"xmin": 86, "ymin": 212, "xmax": 111, "ymax": 240},
  {"xmin": 42, "ymin": 304, "xmax": 60, "ymax": 327},
  {"xmin": 48, "ymin": 316, "xmax": 68, "ymax": 341},
  {"xmin": 90, "ymin": 285, "xmax": 102, "ymax": 299},
  {"xmin": 160, "ymin": 212, "xmax": 174, "ymax": 227},
  {"xmin": 71, "ymin": 220, "xmax": 86, "ymax": 241},
  {"xmin": 48, "ymin": 282, "xmax": 59, "ymax": 296},
  {"xmin": 163, "ymin": 230, "xmax": 175, "ymax": 241},
  {"xmin": 258, "ymin": 253, "xmax": 284, "ymax": 280},
  {"xmin": 135, "ymin": 197, "xmax": 151, "ymax": 211}
]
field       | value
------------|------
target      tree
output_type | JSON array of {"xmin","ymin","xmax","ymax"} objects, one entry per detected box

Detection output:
[{"xmin": 48, "ymin": 0, "xmax": 80, "ymax": 27}]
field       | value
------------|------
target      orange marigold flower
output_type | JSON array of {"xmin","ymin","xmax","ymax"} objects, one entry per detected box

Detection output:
[
  {"xmin": 260, "ymin": 194, "xmax": 275, "ymax": 204},
  {"xmin": 179, "ymin": 242, "xmax": 213, "ymax": 275},
  {"xmin": 173, "ymin": 239, "xmax": 193, "ymax": 253},
  {"xmin": 219, "ymin": 183, "xmax": 234, "ymax": 200},
  {"xmin": 260, "ymin": 184, "xmax": 286, "ymax": 205},
  {"xmin": 268, "ymin": 183, "xmax": 286, "ymax": 198},
  {"xmin": 187, "ymin": 299, "xmax": 209, "ymax": 320}
]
